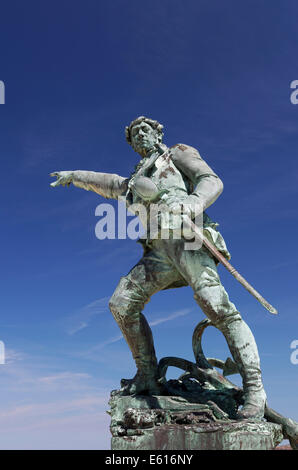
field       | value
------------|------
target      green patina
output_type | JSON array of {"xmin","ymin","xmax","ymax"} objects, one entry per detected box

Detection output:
[{"xmin": 50, "ymin": 116, "xmax": 298, "ymax": 449}]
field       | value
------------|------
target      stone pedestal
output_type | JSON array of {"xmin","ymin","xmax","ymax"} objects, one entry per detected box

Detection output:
[{"xmin": 109, "ymin": 394, "xmax": 283, "ymax": 451}]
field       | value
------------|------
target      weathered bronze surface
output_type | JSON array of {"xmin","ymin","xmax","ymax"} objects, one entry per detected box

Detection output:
[
  {"xmin": 109, "ymin": 394, "xmax": 284, "ymax": 451},
  {"xmin": 50, "ymin": 116, "xmax": 297, "ymax": 449},
  {"xmin": 109, "ymin": 317, "xmax": 298, "ymax": 449}
]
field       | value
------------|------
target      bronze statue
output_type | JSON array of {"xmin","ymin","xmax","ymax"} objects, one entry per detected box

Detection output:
[{"xmin": 50, "ymin": 116, "xmax": 268, "ymax": 420}]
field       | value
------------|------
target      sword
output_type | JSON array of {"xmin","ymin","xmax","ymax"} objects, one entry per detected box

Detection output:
[{"xmin": 185, "ymin": 217, "xmax": 278, "ymax": 315}]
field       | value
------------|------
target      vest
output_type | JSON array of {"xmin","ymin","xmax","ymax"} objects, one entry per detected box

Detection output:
[{"xmin": 126, "ymin": 148, "xmax": 231, "ymax": 260}]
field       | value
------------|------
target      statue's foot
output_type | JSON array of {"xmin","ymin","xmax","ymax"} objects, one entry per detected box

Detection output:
[
  {"xmin": 120, "ymin": 371, "xmax": 165, "ymax": 396},
  {"xmin": 236, "ymin": 390, "xmax": 266, "ymax": 420}
]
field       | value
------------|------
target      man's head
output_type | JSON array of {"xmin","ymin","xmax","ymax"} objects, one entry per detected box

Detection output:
[{"xmin": 125, "ymin": 116, "xmax": 164, "ymax": 157}]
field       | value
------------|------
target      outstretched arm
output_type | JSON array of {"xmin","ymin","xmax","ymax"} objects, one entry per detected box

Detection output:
[{"xmin": 50, "ymin": 170, "xmax": 128, "ymax": 200}]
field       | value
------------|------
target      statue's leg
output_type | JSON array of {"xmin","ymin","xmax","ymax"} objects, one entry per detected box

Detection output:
[
  {"xmin": 167, "ymin": 241, "xmax": 267, "ymax": 419},
  {"xmin": 109, "ymin": 244, "xmax": 181, "ymax": 395}
]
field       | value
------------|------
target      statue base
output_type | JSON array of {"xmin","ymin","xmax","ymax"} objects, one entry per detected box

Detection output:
[
  {"xmin": 108, "ymin": 394, "xmax": 283, "ymax": 450},
  {"xmin": 107, "ymin": 319, "xmax": 298, "ymax": 450}
]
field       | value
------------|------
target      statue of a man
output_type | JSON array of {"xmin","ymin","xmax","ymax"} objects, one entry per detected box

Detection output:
[{"xmin": 50, "ymin": 116, "xmax": 266, "ymax": 420}]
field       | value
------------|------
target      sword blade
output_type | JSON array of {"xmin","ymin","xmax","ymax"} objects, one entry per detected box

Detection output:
[{"xmin": 187, "ymin": 218, "xmax": 278, "ymax": 315}]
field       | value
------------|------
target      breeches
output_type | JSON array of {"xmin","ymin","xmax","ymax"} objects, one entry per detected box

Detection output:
[{"xmin": 109, "ymin": 239, "xmax": 241, "ymax": 330}]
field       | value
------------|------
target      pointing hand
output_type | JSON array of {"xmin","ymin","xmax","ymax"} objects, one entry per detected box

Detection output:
[{"xmin": 50, "ymin": 171, "xmax": 74, "ymax": 188}]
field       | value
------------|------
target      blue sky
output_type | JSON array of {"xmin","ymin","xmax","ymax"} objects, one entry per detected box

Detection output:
[{"xmin": 0, "ymin": 0, "xmax": 298, "ymax": 449}]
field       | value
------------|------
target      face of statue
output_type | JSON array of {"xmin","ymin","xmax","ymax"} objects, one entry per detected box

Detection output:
[{"xmin": 130, "ymin": 122, "xmax": 160, "ymax": 157}]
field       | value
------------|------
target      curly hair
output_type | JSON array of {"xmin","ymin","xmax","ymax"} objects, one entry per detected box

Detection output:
[{"xmin": 125, "ymin": 116, "xmax": 164, "ymax": 146}]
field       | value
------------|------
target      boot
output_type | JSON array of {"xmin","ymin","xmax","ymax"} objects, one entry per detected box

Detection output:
[
  {"xmin": 111, "ymin": 310, "xmax": 163, "ymax": 395},
  {"xmin": 219, "ymin": 313, "xmax": 267, "ymax": 420}
]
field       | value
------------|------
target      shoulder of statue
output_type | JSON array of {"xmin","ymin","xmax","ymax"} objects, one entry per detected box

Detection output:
[
  {"xmin": 169, "ymin": 143, "xmax": 219, "ymax": 181},
  {"xmin": 169, "ymin": 143, "xmax": 203, "ymax": 165}
]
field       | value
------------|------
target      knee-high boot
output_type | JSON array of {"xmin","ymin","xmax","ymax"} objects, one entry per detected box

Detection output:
[
  {"xmin": 109, "ymin": 300, "xmax": 161, "ymax": 394},
  {"xmin": 218, "ymin": 312, "xmax": 267, "ymax": 419}
]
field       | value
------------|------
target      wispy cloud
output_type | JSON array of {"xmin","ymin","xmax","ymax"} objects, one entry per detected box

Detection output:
[
  {"xmin": 66, "ymin": 297, "xmax": 110, "ymax": 335},
  {"xmin": 37, "ymin": 372, "xmax": 91, "ymax": 385},
  {"xmin": 68, "ymin": 321, "xmax": 89, "ymax": 335},
  {"xmin": 77, "ymin": 308, "xmax": 193, "ymax": 360},
  {"xmin": 1, "ymin": 365, "xmax": 95, "ymax": 394},
  {"xmin": 0, "ymin": 395, "xmax": 107, "ymax": 421},
  {"xmin": 4, "ymin": 349, "xmax": 27, "ymax": 364},
  {"xmin": 0, "ymin": 394, "xmax": 108, "ymax": 432},
  {"xmin": 88, "ymin": 334, "xmax": 123, "ymax": 350},
  {"xmin": 0, "ymin": 345, "xmax": 114, "ymax": 449},
  {"xmin": 149, "ymin": 308, "xmax": 192, "ymax": 326}
]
